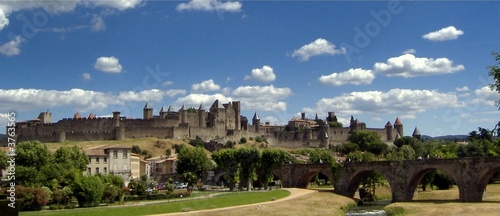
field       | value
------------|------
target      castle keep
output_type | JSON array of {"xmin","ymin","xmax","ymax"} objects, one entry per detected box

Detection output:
[{"xmin": 11, "ymin": 99, "xmax": 409, "ymax": 148}]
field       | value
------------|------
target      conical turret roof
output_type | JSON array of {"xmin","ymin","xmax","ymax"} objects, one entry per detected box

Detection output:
[
  {"xmin": 412, "ymin": 127, "xmax": 421, "ymax": 136},
  {"xmin": 385, "ymin": 121, "xmax": 393, "ymax": 127},
  {"xmin": 160, "ymin": 106, "xmax": 167, "ymax": 113},
  {"xmin": 144, "ymin": 103, "xmax": 152, "ymax": 109},
  {"xmin": 210, "ymin": 99, "xmax": 224, "ymax": 109},
  {"xmin": 74, "ymin": 112, "xmax": 81, "ymax": 119},
  {"xmin": 394, "ymin": 117, "xmax": 403, "ymax": 125},
  {"xmin": 252, "ymin": 112, "xmax": 260, "ymax": 120},
  {"xmin": 198, "ymin": 103, "xmax": 205, "ymax": 110},
  {"xmin": 167, "ymin": 105, "xmax": 175, "ymax": 113}
]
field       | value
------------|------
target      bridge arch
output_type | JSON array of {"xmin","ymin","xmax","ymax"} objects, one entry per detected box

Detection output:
[
  {"xmin": 297, "ymin": 170, "xmax": 333, "ymax": 188},
  {"xmin": 407, "ymin": 167, "xmax": 458, "ymax": 201},
  {"xmin": 345, "ymin": 169, "xmax": 394, "ymax": 199}
]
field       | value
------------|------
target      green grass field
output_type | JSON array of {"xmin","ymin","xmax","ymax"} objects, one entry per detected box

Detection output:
[{"xmin": 20, "ymin": 190, "xmax": 290, "ymax": 216}]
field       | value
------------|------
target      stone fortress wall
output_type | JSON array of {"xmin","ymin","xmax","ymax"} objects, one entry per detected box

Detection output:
[{"xmin": 9, "ymin": 99, "xmax": 412, "ymax": 148}]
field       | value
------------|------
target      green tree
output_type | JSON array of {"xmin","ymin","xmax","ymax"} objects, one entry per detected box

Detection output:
[
  {"xmin": 127, "ymin": 179, "xmax": 147, "ymax": 196},
  {"xmin": 72, "ymin": 175, "xmax": 104, "ymax": 207},
  {"xmin": 467, "ymin": 127, "xmax": 493, "ymax": 142},
  {"xmin": 432, "ymin": 170, "xmax": 455, "ymax": 190},
  {"xmin": 237, "ymin": 147, "xmax": 261, "ymax": 191},
  {"xmin": 346, "ymin": 151, "xmax": 375, "ymax": 162},
  {"xmin": 166, "ymin": 148, "xmax": 172, "ymax": 157},
  {"xmin": 347, "ymin": 130, "xmax": 384, "ymax": 153},
  {"xmin": 420, "ymin": 170, "xmax": 436, "ymax": 191},
  {"xmin": 328, "ymin": 121, "xmax": 343, "ymax": 128},
  {"xmin": 259, "ymin": 148, "xmax": 288, "ymax": 190},
  {"xmin": 189, "ymin": 138, "xmax": 205, "ymax": 147},
  {"xmin": 385, "ymin": 145, "xmax": 415, "ymax": 160},
  {"xmin": 176, "ymin": 147, "xmax": 212, "ymax": 186},
  {"xmin": 53, "ymin": 145, "xmax": 89, "ymax": 171},
  {"xmin": 307, "ymin": 149, "xmax": 335, "ymax": 164},
  {"xmin": 182, "ymin": 172, "xmax": 198, "ymax": 193},
  {"xmin": 394, "ymin": 137, "xmax": 423, "ymax": 157},
  {"xmin": 366, "ymin": 141, "xmax": 388, "ymax": 156},
  {"xmin": 52, "ymin": 186, "xmax": 73, "ymax": 207},
  {"xmin": 488, "ymin": 51, "xmax": 500, "ymax": 106},
  {"xmin": 0, "ymin": 149, "xmax": 8, "ymax": 171},
  {"xmin": 212, "ymin": 149, "xmax": 240, "ymax": 191},
  {"xmin": 173, "ymin": 143, "xmax": 186, "ymax": 154},
  {"xmin": 17, "ymin": 141, "xmax": 53, "ymax": 169},
  {"xmin": 337, "ymin": 142, "xmax": 360, "ymax": 155},
  {"xmin": 132, "ymin": 145, "xmax": 142, "ymax": 154},
  {"xmin": 487, "ymin": 52, "xmax": 500, "ymax": 135}
]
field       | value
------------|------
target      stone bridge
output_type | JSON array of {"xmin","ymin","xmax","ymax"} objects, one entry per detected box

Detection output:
[{"xmin": 272, "ymin": 157, "xmax": 500, "ymax": 202}]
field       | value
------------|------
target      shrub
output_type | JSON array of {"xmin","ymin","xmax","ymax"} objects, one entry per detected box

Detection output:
[
  {"xmin": 226, "ymin": 140, "xmax": 236, "ymax": 148},
  {"xmin": 189, "ymin": 139, "xmax": 205, "ymax": 147},
  {"xmin": 255, "ymin": 136, "xmax": 268, "ymax": 143},
  {"xmin": 240, "ymin": 137, "xmax": 247, "ymax": 144}
]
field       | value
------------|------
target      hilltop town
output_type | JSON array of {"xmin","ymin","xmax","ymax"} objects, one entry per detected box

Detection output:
[{"xmin": 6, "ymin": 99, "xmax": 420, "ymax": 148}]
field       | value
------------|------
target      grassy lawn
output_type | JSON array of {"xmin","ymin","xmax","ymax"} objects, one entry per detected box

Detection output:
[
  {"xmin": 174, "ymin": 189, "xmax": 356, "ymax": 216},
  {"xmin": 20, "ymin": 190, "xmax": 290, "ymax": 216}
]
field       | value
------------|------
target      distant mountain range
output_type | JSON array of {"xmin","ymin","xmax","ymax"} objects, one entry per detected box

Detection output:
[{"xmin": 422, "ymin": 135, "xmax": 468, "ymax": 141}]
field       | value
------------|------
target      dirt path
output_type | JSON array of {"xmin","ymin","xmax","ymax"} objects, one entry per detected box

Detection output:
[{"xmin": 147, "ymin": 188, "xmax": 317, "ymax": 216}]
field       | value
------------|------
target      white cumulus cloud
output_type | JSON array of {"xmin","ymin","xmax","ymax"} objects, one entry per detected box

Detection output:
[
  {"xmin": 244, "ymin": 65, "xmax": 276, "ymax": 82},
  {"xmin": 94, "ymin": 56, "xmax": 123, "ymax": 73},
  {"xmin": 0, "ymin": 88, "xmax": 186, "ymax": 113},
  {"xmin": 319, "ymin": 68, "xmax": 375, "ymax": 86},
  {"xmin": 0, "ymin": 1, "xmax": 144, "ymax": 31},
  {"xmin": 0, "ymin": 6, "xmax": 9, "ymax": 31},
  {"xmin": 0, "ymin": 36, "xmax": 22, "ymax": 56},
  {"xmin": 175, "ymin": 93, "xmax": 233, "ymax": 108},
  {"xmin": 92, "ymin": 0, "xmax": 144, "ymax": 11},
  {"xmin": 176, "ymin": 0, "xmax": 242, "ymax": 12},
  {"xmin": 292, "ymin": 38, "xmax": 346, "ymax": 61},
  {"xmin": 303, "ymin": 88, "xmax": 463, "ymax": 121},
  {"xmin": 191, "ymin": 79, "xmax": 221, "ymax": 92},
  {"xmin": 232, "ymin": 85, "xmax": 292, "ymax": 111},
  {"xmin": 422, "ymin": 26, "xmax": 464, "ymax": 42},
  {"xmin": 471, "ymin": 86, "xmax": 500, "ymax": 106},
  {"xmin": 456, "ymin": 86, "xmax": 469, "ymax": 92},
  {"xmin": 373, "ymin": 54, "xmax": 464, "ymax": 78},
  {"xmin": 402, "ymin": 49, "xmax": 416, "ymax": 54},
  {"xmin": 91, "ymin": 15, "xmax": 106, "ymax": 32},
  {"xmin": 82, "ymin": 72, "xmax": 91, "ymax": 81}
]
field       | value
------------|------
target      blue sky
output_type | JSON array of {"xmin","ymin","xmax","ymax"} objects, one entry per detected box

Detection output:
[{"xmin": 1, "ymin": 0, "xmax": 500, "ymax": 137}]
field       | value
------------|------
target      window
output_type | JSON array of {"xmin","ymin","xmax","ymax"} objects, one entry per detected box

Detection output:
[
  {"xmin": 113, "ymin": 150, "xmax": 118, "ymax": 159},
  {"xmin": 103, "ymin": 158, "xmax": 107, "ymax": 164},
  {"xmin": 96, "ymin": 157, "xmax": 99, "ymax": 164},
  {"xmin": 88, "ymin": 157, "xmax": 91, "ymax": 163},
  {"xmin": 123, "ymin": 150, "xmax": 128, "ymax": 159},
  {"xmin": 87, "ymin": 167, "xmax": 91, "ymax": 175},
  {"xmin": 96, "ymin": 167, "xmax": 99, "ymax": 174},
  {"xmin": 104, "ymin": 167, "xmax": 107, "ymax": 174}
]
